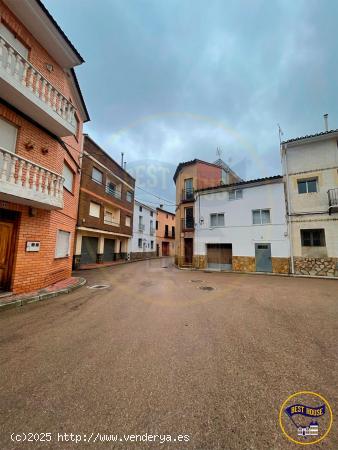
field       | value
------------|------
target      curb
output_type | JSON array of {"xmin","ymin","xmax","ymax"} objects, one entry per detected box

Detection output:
[
  {"xmin": 0, "ymin": 277, "xmax": 87, "ymax": 312},
  {"xmin": 76, "ymin": 256, "xmax": 165, "ymax": 271},
  {"xmin": 175, "ymin": 265, "xmax": 338, "ymax": 280}
]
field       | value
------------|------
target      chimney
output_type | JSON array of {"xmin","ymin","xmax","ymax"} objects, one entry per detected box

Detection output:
[
  {"xmin": 324, "ymin": 113, "xmax": 329, "ymax": 132},
  {"xmin": 121, "ymin": 152, "xmax": 124, "ymax": 167}
]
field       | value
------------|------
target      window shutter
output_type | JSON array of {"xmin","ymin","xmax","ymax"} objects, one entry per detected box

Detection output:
[{"xmin": 55, "ymin": 230, "xmax": 70, "ymax": 258}]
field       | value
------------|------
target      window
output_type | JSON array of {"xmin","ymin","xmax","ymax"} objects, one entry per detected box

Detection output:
[
  {"xmin": 92, "ymin": 167, "xmax": 103, "ymax": 184},
  {"xmin": 62, "ymin": 163, "xmax": 74, "ymax": 192},
  {"xmin": 139, "ymin": 206, "xmax": 143, "ymax": 212},
  {"xmin": 138, "ymin": 238, "xmax": 142, "ymax": 248},
  {"xmin": 151, "ymin": 241, "xmax": 154, "ymax": 249},
  {"xmin": 301, "ymin": 229, "xmax": 325, "ymax": 247},
  {"xmin": 55, "ymin": 230, "xmax": 70, "ymax": 258},
  {"xmin": 73, "ymin": 113, "xmax": 80, "ymax": 138},
  {"xmin": 150, "ymin": 211, "xmax": 153, "ymax": 217},
  {"xmin": 252, "ymin": 209, "xmax": 271, "ymax": 225},
  {"xmin": 89, "ymin": 201, "xmax": 100, "ymax": 218},
  {"xmin": 104, "ymin": 209, "xmax": 113, "ymax": 225},
  {"xmin": 297, "ymin": 178, "xmax": 318, "ymax": 194},
  {"xmin": 210, "ymin": 213, "xmax": 225, "ymax": 227},
  {"xmin": 156, "ymin": 220, "xmax": 158, "ymax": 230},
  {"xmin": 126, "ymin": 191, "xmax": 133, "ymax": 202},
  {"xmin": 0, "ymin": 117, "xmax": 17, "ymax": 153},
  {"xmin": 172, "ymin": 226, "xmax": 175, "ymax": 237},
  {"xmin": 125, "ymin": 216, "xmax": 131, "ymax": 227},
  {"xmin": 184, "ymin": 178, "xmax": 194, "ymax": 200},
  {"xmin": 229, "ymin": 189, "xmax": 243, "ymax": 200}
]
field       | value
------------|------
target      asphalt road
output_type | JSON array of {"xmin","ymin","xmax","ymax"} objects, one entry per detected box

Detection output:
[{"xmin": 0, "ymin": 258, "xmax": 337, "ymax": 450}]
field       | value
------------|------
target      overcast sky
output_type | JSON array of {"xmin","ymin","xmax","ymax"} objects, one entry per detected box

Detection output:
[{"xmin": 45, "ymin": 0, "xmax": 338, "ymax": 207}]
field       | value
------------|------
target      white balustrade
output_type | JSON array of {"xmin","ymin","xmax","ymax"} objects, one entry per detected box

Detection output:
[
  {"xmin": 0, "ymin": 147, "xmax": 64, "ymax": 208},
  {"xmin": 0, "ymin": 36, "xmax": 76, "ymax": 129}
]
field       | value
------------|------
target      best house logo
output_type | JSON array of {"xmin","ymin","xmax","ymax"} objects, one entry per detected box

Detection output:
[{"xmin": 279, "ymin": 391, "xmax": 333, "ymax": 445}]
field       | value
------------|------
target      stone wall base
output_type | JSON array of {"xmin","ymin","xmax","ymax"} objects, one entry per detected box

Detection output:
[
  {"xmin": 232, "ymin": 256, "xmax": 255, "ymax": 272},
  {"xmin": 271, "ymin": 257, "xmax": 290, "ymax": 274},
  {"xmin": 294, "ymin": 257, "xmax": 338, "ymax": 277},
  {"xmin": 193, "ymin": 255, "xmax": 207, "ymax": 269},
  {"xmin": 131, "ymin": 252, "xmax": 157, "ymax": 261}
]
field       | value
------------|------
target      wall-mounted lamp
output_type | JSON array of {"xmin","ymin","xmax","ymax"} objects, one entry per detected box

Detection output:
[{"xmin": 46, "ymin": 63, "xmax": 54, "ymax": 72}]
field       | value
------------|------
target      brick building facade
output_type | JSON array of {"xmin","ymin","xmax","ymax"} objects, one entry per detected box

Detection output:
[
  {"xmin": 74, "ymin": 136, "xmax": 135, "ymax": 267},
  {"xmin": 0, "ymin": 0, "xmax": 89, "ymax": 294},
  {"xmin": 156, "ymin": 207, "xmax": 175, "ymax": 257}
]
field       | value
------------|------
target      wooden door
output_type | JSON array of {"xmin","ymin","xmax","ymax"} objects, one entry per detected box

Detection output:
[
  {"xmin": 184, "ymin": 238, "xmax": 193, "ymax": 264},
  {"xmin": 0, "ymin": 221, "xmax": 15, "ymax": 290}
]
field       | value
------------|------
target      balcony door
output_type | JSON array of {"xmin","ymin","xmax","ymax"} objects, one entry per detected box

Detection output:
[
  {"xmin": 185, "ymin": 207, "xmax": 194, "ymax": 229},
  {"xmin": 184, "ymin": 178, "xmax": 194, "ymax": 201}
]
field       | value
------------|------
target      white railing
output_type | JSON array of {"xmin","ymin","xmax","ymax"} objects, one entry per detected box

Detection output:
[
  {"xmin": 0, "ymin": 147, "xmax": 64, "ymax": 208},
  {"xmin": 0, "ymin": 36, "xmax": 76, "ymax": 128},
  {"xmin": 105, "ymin": 184, "xmax": 122, "ymax": 199}
]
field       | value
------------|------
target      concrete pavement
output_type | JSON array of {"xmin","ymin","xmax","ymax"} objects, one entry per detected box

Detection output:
[{"xmin": 0, "ymin": 257, "xmax": 337, "ymax": 449}]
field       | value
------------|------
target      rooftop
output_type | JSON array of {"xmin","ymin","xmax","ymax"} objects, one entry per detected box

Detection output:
[
  {"xmin": 281, "ymin": 129, "xmax": 338, "ymax": 145},
  {"xmin": 196, "ymin": 175, "xmax": 282, "ymax": 193}
]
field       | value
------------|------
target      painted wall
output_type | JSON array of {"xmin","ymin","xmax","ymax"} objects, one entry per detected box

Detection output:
[
  {"xmin": 131, "ymin": 201, "xmax": 156, "ymax": 253},
  {"xmin": 195, "ymin": 182, "xmax": 289, "ymax": 258},
  {"xmin": 156, "ymin": 209, "xmax": 175, "ymax": 256}
]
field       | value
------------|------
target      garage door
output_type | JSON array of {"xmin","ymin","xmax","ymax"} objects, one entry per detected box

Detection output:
[
  {"xmin": 207, "ymin": 244, "xmax": 232, "ymax": 271},
  {"xmin": 81, "ymin": 236, "xmax": 98, "ymax": 264},
  {"xmin": 103, "ymin": 239, "xmax": 115, "ymax": 262}
]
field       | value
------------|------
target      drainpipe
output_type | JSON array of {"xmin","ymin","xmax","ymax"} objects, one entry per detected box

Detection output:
[{"xmin": 282, "ymin": 142, "xmax": 295, "ymax": 274}]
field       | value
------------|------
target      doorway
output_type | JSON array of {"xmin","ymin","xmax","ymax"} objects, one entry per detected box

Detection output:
[
  {"xmin": 0, "ymin": 209, "xmax": 19, "ymax": 291},
  {"xmin": 207, "ymin": 243, "xmax": 232, "ymax": 270},
  {"xmin": 184, "ymin": 238, "xmax": 193, "ymax": 264},
  {"xmin": 162, "ymin": 241, "xmax": 170, "ymax": 257},
  {"xmin": 81, "ymin": 236, "xmax": 98, "ymax": 264},
  {"xmin": 255, "ymin": 243, "xmax": 272, "ymax": 272}
]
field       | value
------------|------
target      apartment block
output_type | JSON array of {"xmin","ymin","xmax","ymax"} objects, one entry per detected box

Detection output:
[
  {"xmin": 0, "ymin": 0, "xmax": 89, "ymax": 294},
  {"xmin": 74, "ymin": 136, "xmax": 135, "ymax": 267},
  {"xmin": 156, "ymin": 207, "xmax": 175, "ymax": 257},
  {"xmin": 281, "ymin": 128, "xmax": 338, "ymax": 277},
  {"xmin": 174, "ymin": 158, "xmax": 241, "ymax": 267},
  {"xmin": 194, "ymin": 177, "xmax": 290, "ymax": 273},
  {"xmin": 131, "ymin": 200, "xmax": 156, "ymax": 260}
]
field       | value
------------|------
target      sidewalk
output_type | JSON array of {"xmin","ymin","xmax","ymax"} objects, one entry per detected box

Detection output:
[{"xmin": 0, "ymin": 277, "xmax": 86, "ymax": 312}]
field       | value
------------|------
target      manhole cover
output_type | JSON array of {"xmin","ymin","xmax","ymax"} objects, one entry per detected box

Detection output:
[
  {"xmin": 87, "ymin": 284, "xmax": 110, "ymax": 290},
  {"xmin": 190, "ymin": 279, "xmax": 203, "ymax": 283},
  {"xmin": 199, "ymin": 286, "xmax": 214, "ymax": 291}
]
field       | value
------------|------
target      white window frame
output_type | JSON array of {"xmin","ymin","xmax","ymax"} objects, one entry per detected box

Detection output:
[
  {"xmin": 229, "ymin": 189, "xmax": 243, "ymax": 200},
  {"xmin": 0, "ymin": 117, "xmax": 18, "ymax": 153},
  {"xmin": 297, "ymin": 178, "xmax": 318, "ymax": 194},
  {"xmin": 252, "ymin": 209, "xmax": 271, "ymax": 225},
  {"xmin": 126, "ymin": 191, "xmax": 133, "ymax": 202},
  {"xmin": 92, "ymin": 167, "xmax": 103, "ymax": 184},
  {"xmin": 210, "ymin": 213, "xmax": 225, "ymax": 227},
  {"xmin": 89, "ymin": 201, "xmax": 101, "ymax": 218},
  {"xmin": 62, "ymin": 162, "xmax": 74, "ymax": 193},
  {"xmin": 55, "ymin": 230, "xmax": 71, "ymax": 259}
]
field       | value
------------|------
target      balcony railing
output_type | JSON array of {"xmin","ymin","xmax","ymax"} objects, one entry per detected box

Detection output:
[
  {"xmin": 105, "ymin": 184, "xmax": 122, "ymax": 199},
  {"xmin": 0, "ymin": 147, "xmax": 64, "ymax": 209},
  {"xmin": 182, "ymin": 188, "xmax": 194, "ymax": 202},
  {"xmin": 138, "ymin": 223, "xmax": 145, "ymax": 232},
  {"xmin": 181, "ymin": 217, "xmax": 195, "ymax": 230},
  {"xmin": 328, "ymin": 188, "xmax": 338, "ymax": 215},
  {"xmin": 150, "ymin": 227, "xmax": 155, "ymax": 235},
  {"xmin": 0, "ymin": 36, "xmax": 76, "ymax": 137}
]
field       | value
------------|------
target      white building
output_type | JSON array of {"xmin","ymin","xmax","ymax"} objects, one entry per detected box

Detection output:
[
  {"xmin": 131, "ymin": 200, "xmax": 157, "ymax": 259},
  {"xmin": 194, "ymin": 176, "xmax": 290, "ymax": 273},
  {"xmin": 281, "ymin": 127, "xmax": 338, "ymax": 276}
]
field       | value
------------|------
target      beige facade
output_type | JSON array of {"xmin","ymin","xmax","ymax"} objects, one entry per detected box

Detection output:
[
  {"xmin": 156, "ymin": 208, "xmax": 175, "ymax": 257},
  {"xmin": 282, "ymin": 131, "xmax": 338, "ymax": 277}
]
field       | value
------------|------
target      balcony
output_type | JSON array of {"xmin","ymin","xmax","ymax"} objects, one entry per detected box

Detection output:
[
  {"xmin": 181, "ymin": 217, "xmax": 195, "ymax": 231},
  {"xmin": 105, "ymin": 184, "xmax": 122, "ymax": 200},
  {"xmin": 150, "ymin": 227, "xmax": 155, "ymax": 236},
  {"xmin": 138, "ymin": 223, "xmax": 145, "ymax": 232},
  {"xmin": 0, "ymin": 36, "xmax": 76, "ymax": 137},
  {"xmin": 0, "ymin": 147, "xmax": 64, "ymax": 209},
  {"xmin": 182, "ymin": 188, "xmax": 194, "ymax": 202},
  {"xmin": 328, "ymin": 188, "xmax": 338, "ymax": 215}
]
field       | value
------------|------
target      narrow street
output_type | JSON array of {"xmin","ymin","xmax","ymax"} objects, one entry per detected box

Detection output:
[{"xmin": 0, "ymin": 258, "xmax": 337, "ymax": 449}]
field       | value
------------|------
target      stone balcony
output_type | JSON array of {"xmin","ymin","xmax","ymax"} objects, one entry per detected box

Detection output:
[
  {"xmin": 0, "ymin": 147, "xmax": 64, "ymax": 209},
  {"xmin": 0, "ymin": 36, "xmax": 77, "ymax": 137}
]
